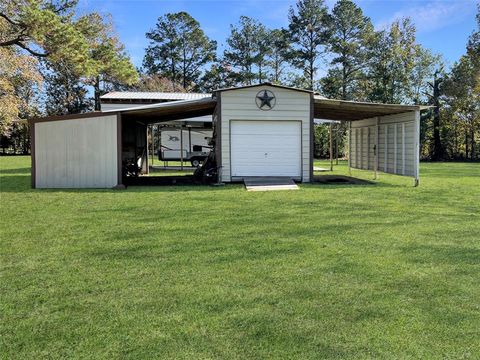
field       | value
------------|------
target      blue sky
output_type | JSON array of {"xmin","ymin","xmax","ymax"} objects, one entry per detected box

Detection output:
[{"xmin": 77, "ymin": 0, "xmax": 477, "ymax": 71}]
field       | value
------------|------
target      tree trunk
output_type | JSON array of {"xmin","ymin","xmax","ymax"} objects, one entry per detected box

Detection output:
[
  {"xmin": 471, "ymin": 126, "xmax": 476, "ymax": 160},
  {"xmin": 309, "ymin": 59, "xmax": 314, "ymax": 90},
  {"xmin": 465, "ymin": 129, "xmax": 469, "ymax": 160},
  {"xmin": 431, "ymin": 76, "xmax": 444, "ymax": 160},
  {"xmin": 94, "ymin": 76, "xmax": 101, "ymax": 111},
  {"xmin": 183, "ymin": 47, "xmax": 187, "ymax": 90}
]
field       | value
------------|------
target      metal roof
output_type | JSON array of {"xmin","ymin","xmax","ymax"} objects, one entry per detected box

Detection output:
[
  {"xmin": 117, "ymin": 97, "xmax": 217, "ymax": 124},
  {"xmin": 100, "ymin": 91, "xmax": 210, "ymax": 101},
  {"xmin": 313, "ymin": 95, "xmax": 427, "ymax": 121},
  {"xmin": 32, "ymin": 86, "xmax": 430, "ymax": 124},
  {"xmin": 213, "ymin": 82, "xmax": 314, "ymax": 94}
]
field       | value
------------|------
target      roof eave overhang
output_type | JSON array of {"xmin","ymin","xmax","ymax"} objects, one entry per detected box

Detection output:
[
  {"xmin": 117, "ymin": 97, "xmax": 217, "ymax": 123},
  {"xmin": 313, "ymin": 97, "xmax": 430, "ymax": 121}
]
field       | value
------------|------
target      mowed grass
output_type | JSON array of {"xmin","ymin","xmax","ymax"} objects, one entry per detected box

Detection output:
[{"xmin": 1, "ymin": 156, "xmax": 479, "ymax": 359}]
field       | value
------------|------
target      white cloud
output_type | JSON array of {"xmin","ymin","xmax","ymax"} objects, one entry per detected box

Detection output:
[{"xmin": 376, "ymin": 1, "xmax": 474, "ymax": 33}]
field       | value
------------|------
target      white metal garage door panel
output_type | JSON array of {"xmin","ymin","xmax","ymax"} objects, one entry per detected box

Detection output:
[{"xmin": 231, "ymin": 120, "xmax": 301, "ymax": 177}]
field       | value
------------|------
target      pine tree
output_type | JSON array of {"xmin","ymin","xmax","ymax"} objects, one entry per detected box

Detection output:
[
  {"xmin": 200, "ymin": 61, "xmax": 237, "ymax": 93},
  {"xmin": 0, "ymin": 0, "xmax": 95, "ymax": 75},
  {"xmin": 78, "ymin": 13, "xmax": 138, "ymax": 110},
  {"xmin": 321, "ymin": 0, "xmax": 374, "ymax": 100},
  {"xmin": 224, "ymin": 16, "xmax": 269, "ymax": 85},
  {"xmin": 268, "ymin": 29, "xmax": 291, "ymax": 84},
  {"xmin": 288, "ymin": 0, "xmax": 330, "ymax": 90},
  {"xmin": 143, "ymin": 12, "xmax": 216, "ymax": 91}
]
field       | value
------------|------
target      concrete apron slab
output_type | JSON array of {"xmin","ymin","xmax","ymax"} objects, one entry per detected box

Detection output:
[
  {"xmin": 313, "ymin": 166, "xmax": 329, "ymax": 171},
  {"xmin": 243, "ymin": 177, "xmax": 299, "ymax": 191}
]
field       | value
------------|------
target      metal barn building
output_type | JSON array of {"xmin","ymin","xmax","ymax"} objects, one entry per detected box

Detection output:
[{"xmin": 29, "ymin": 83, "xmax": 424, "ymax": 188}]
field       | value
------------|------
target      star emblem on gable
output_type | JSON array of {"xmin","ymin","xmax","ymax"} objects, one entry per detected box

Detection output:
[{"xmin": 255, "ymin": 90, "xmax": 276, "ymax": 110}]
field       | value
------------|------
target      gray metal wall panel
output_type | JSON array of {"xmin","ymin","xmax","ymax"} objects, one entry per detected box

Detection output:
[
  {"xmin": 35, "ymin": 115, "xmax": 118, "ymax": 188},
  {"xmin": 349, "ymin": 112, "xmax": 417, "ymax": 177}
]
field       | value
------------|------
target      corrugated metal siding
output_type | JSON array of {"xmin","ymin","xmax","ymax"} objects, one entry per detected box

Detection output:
[
  {"xmin": 35, "ymin": 115, "xmax": 118, "ymax": 188},
  {"xmin": 220, "ymin": 86, "xmax": 311, "ymax": 182},
  {"xmin": 350, "ymin": 112, "xmax": 417, "ymax": 177}
]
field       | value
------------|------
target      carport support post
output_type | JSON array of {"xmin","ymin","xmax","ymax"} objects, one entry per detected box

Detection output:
[
  {"xmin": 188, "ymin": 126, "xmax": 192, "ymax": 152},
  {"xmin": 329, "ymin": 122, "xmax": 333, "ymax": 171},
  {"xmin": 374, "ymin": 117, "xmax": 379, "ymax": 180},
  {"xmin": 180, "ymin": 126, "xmax": 184, "ymax": 171},
  {"xmin": 335, "ymin": 123, "xmax": 339, "ymax": 165},
  {"xmin": 145, "ymin": 124, "xmax": 149, "ymax": 175},
  {"xmin": 348, "ymin": 122, "xmax": 352, "ymax": 176},
  {"xmin": 151, "ymin": 125, "xmax": 155, "ymax": 166},
  {"xmin": 414, "ymin": 110, "xmax": 420, "ymax": 187}
]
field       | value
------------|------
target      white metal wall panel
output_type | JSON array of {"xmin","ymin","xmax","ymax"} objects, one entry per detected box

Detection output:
[
  {"xmin": 220, "ymin": 86, "xmax": 311, "ymax": 182},
  {"xmin": 349, "ymin": 111, "xmax": 418, "ymax": 178},
  {"xmin": 230, "ymin": 120, "xmax": 301, "ymax": 177},
  {"xmin": 101, "ymin": 103, "xmax": 149, "ymax": 111},
  {"xmin": 35, "ymin": 115, "xmax": 118, "ymax": 188}
]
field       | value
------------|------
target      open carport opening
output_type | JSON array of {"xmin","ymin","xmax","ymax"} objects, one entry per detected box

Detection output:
[{"xmin": 118, "ymin": 98, "xmax": 217, "ymax": 186}]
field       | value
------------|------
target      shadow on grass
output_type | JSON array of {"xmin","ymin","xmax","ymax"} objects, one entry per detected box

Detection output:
[
  {"xmin": 400, "ymin": 244, "xmax": 480, "ymax": 265},
  {"xmin": 313, "ymin": 175, "xmax": 375, "ymax": 185},
  {"xmin": 0, "ymin": 167, "xmax": 31, "ymax": 175},
  {"xmin": 0, "ymin": 174, "xmax": 236, "ymax": 193},
  {"xmin": 0, "ymin": 175, "xmax": 31, "ymax": 192}
]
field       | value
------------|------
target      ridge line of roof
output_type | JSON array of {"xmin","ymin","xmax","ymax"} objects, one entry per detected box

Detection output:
[{"xmin": 213, "ymin": 82, "xmax": 314, "ymax": 94}]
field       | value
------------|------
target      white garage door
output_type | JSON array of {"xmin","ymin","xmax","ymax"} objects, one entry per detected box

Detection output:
[{"xmin": 230, "ymin": 120, "xmax": 301, "ymax": 177}]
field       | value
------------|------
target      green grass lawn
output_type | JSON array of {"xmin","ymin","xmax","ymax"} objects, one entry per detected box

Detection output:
[{"xmin": 1, "ymin": 156, "xmax": 479, "ymax": 359}]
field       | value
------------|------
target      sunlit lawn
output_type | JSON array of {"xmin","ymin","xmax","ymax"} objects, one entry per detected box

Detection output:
[{"xmin": 1, "ymin": 156, "xmax": 479, "ymax": 359}]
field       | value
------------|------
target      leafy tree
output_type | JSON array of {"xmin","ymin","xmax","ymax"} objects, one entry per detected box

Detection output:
[
  {"xmin": 0, "ymin": 59, "xmax": 40, "ymax": 151},
  {"xmin": 288, "ymin": 0, "xmax": 330, "ymax": 90},
  {"xmin": 467, "ymin": 3, "xmax": 480, "ymax": 90},
  {"xmin": 440, "ymin": 5, "xmax": 479, "ymax": 160},
  {"xmin": 410, "ymin": 47, "xmax": 441, "ymax": 104},
  {"xmin": 0, "ymin": 45, "xmax": 41, "ymax": 136},
  {"xmin": 445, "ymin": 58, "xmax": 479, "ymax": 159},
  {"xmin": 314, "ymin": 124, "xmax": 330, "ymax": 158},
  {"xmin": 43, "ymin": 61, "xmax": 92, "ymax": 116},
  {"xmin": 135, "ymin": 73, "xmax": 187, "ymax": 93},
  {"xmin": 224, "ymin": 16, "xmax": 269, "ymax": 85},
  {"xmin": 443, "ymin": 59, "xmax": 479, "ymax": 160},
  {"xmin": 368, "ymin": 18, "xmax": 417, "ymax": 104},
  {"xmin": 0, "ymin": 1, "xmax": 136, "ymax": 132},
  {"xmin": 143, "ymin": 12, "xmax": 216, "ymax": 91}
]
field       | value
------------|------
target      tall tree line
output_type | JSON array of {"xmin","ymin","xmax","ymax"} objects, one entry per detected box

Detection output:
[
  {"xmin": 1, "ymin": 0, "xmax": 478, "ymax": 160},
  {"xmin": 139, "ymin": 0, "xmax": 475, "ymax": 161}
]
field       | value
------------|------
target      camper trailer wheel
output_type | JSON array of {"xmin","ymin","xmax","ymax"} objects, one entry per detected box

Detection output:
[{"xmin": 191, "ymin": 158, "xmax": 201, "ymax": 167}]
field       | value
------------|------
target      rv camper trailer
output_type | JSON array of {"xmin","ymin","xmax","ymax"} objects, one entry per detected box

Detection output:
[{"xmin": 159, "ymin": 128, "xmax": 212, "ymax": 167}]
